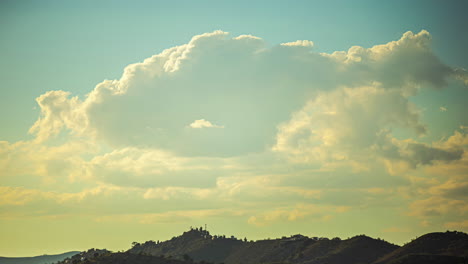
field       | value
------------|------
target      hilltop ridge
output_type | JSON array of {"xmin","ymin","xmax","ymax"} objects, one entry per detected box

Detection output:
[
  {"xmin": 127, "ymin": 227, "xmax": 399, "ymax": 264},
  {"xmin": 50, "ymin": 229, "xmax": 468, "ymax": 264}
]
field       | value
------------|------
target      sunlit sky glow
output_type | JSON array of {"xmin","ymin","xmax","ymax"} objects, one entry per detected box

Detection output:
[{"xmin": 1, "ymin": 0, "xmax": 468, "ymax": 257}]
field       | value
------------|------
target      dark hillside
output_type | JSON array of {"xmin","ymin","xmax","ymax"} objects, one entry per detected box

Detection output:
[
  {"xmin": 300, "ymin": 235, "xmax": 399, "ymax": 264},
  {"xmin": 53, "ymin": 229, "xmax": 468, "ymax": 264},
  {"xmin": 59, "ymin": 252, "xmax": 192, "ymax": 264},
  {"xmin": 224, "ymin": 235, "xmax": 310, "ymax": 264},
  {"xmin": 130, "ymin": 230, "xmax": 399, "ymax": 264},
  {"xmin": 374, "ymin": 231, "xmax": 468, "ymax": 264},
  {"xmin": 224, "ymin": 235, "xmax": 398, "ymax": 264},
  {"xmin": 129, "ymin": 228, "xmax": 243, "ymax": 263},
  {"xmin": 386, "ymin": 254, "xmax": 466, "ymax": 264}
]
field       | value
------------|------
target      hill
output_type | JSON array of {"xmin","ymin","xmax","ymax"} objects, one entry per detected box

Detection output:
[
  {"xmin": 0, "ymin": 251, "xmax": 79, "ymax": 264},
  {"xmin": 129, "ymin": 228, "xmax": 399, "ymax": 264},
  {"xmin": 299, "ymin": 235, "xmax": 399, "ymax": 264},
  {"xmin": 49, "ymin": 229, "xmax": 468, "ymax": 264},
  {"xmin": 373, "ymin": 231, "xmax": 468, "ymax": 264},
  {"xmin": 128, "ymin": 228, "xmax": 243, "ymax": 263}
]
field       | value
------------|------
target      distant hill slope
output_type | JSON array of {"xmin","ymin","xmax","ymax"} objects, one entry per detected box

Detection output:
[
  {"xmin": 373, "ymin": 231, "xmax": 468, "ymax": 264},
  {"xmin": 0, "ymin": 251, "xmax": 79, "ymax": 264}
]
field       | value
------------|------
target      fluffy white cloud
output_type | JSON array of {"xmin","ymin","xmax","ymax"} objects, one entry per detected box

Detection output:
[
  {"xmin": 189, "ymin": 119, "xmax": 224, "ymax": 129},
  {"xmin": 29, "ymin": 91, "xmax": 85, "ymax": 142},
  {"xmin": 280, "ymin": 40, "xmax": 314, "ymax": 47},
  {"xmin": 28, "ymin": 30, "xmax": 465, "ymax": 158}
]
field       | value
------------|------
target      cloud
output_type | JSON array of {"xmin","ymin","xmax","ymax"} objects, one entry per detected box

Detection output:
[
  {"xmin": 94, "ymin": 209, "xmax": 242, "ymax": 224},
  {"xmin": 400, "ymin": 141, "xmax": 463, "ymax": 166},
  {"xmin": 143, "ymin": 187, "xmax": 212, "ymax": 201},
  {"xmin": 453, "ymin": 68, "xmax": 468, "ymax": 86},
  {"xmin": 26, "ymin": 30, "xmax": 465, "ymax": 158},
  {"xmin": 247, "ymin": 204, "xmax": 349, "ymax": 227},
  {"xmin": 0, "ymin": 185, "xmax": 130, "ymax": 219},
  {"xmin": 28, "ymin": 90, "xmax": 87, "ymax": 143},
  {"xmin": 397, "ymin": 132, "xmax": 468, "ymax": 227},
  {"xmin": 444, "ymin": 220, "xmax": 468, "ymax": 230},
  {"xmin": 273, "ymin": 84, "xmax": 464, "ymax": 169},
  {"xmin": 234, "ymin": 34, "xmax": 262, "ymax": 40},
  {"xmin": 2, "ymin": 29, "xmax": 468, "ymax": 236},
  {"xmin": 9, "ymin": 30, "xmax": 468, "ymax": 188},
  {"xmin": 408, "ymin": 196, "xmax": 468, "ymax": 218},
  {"xmin": 0, "ymin": 139, "xmax": 95, "ymax": 186},
  {"xmin": 0, "ymin": 186, "xmax": 52, "ymax": 206},
  {"xmin": 280, "ymin": 40, "xmax": 314, "ymax": 47},
  {"xmin": 89, "ymin": 147, "xmax": 235, "ymax": 188},
  {"xmin": 189, "ymin": 119, "xmax": 224, "ymax": 129}
]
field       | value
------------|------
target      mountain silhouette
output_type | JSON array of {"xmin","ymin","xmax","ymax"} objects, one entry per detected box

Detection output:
[{"xmin": 46, "ymin": 229, "xmax": 468, "ymax": 264}]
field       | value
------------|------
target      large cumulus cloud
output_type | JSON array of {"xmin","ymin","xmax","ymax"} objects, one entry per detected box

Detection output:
[{"xmin": 29, "ymin": 30, "xmax": 465, "ymax": 158}]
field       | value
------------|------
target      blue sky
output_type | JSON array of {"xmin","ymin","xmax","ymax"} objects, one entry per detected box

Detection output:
[{"xmin": 0, "ymin": 0, "xmax": 467, "ymax": 257}]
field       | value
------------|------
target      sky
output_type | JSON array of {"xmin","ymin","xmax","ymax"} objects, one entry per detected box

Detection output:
[{"xmin": 1, "ymin": 0, "xmax": 468, "ymax": 257}]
